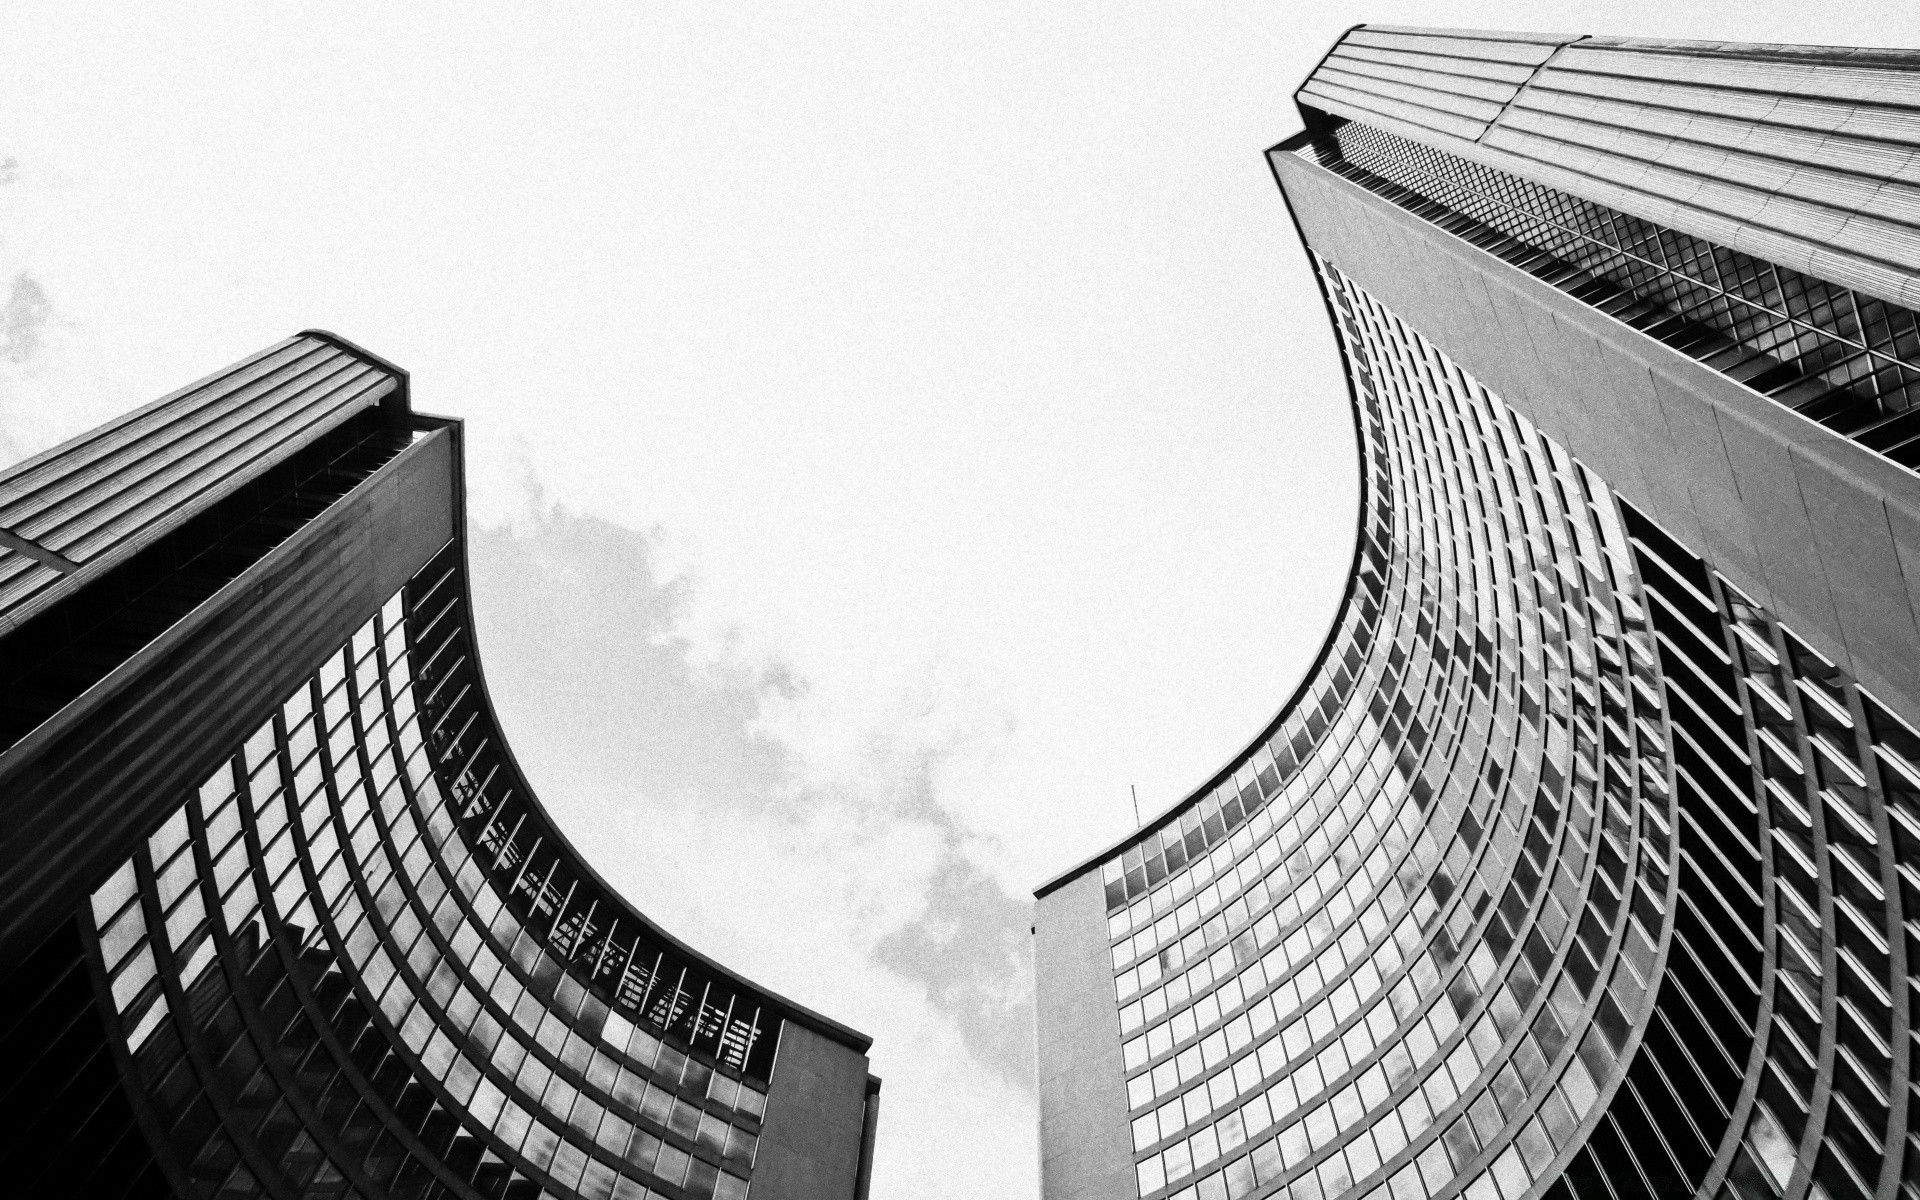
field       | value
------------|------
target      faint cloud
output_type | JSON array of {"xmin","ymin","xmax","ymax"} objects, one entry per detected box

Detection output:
[
  {"xmin": 466, "ymin": 489, "xmax": 1038, "ymax": 1090},
  {"xmin": 465, "ymin": 490, "xmax": 1040, "ymax": 1196},
  {"xmin": 0, "ymin": 157, "xmax": 18, "ymax": 186},
  {"xmin": 873, "ymin": 818, "xmax": 1035, "ymax": 1086},
  {"xmin": 0, "ymin": 270, "xmax": 58, "ymax": 465},
  {"xmin": 3, "ymin": 273, "xmax": 52, "ymax": 365}
]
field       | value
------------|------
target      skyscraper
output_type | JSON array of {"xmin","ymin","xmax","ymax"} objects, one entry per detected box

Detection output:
[
  {"xmin": 1035, "ymin": 26, "xmax": 1920, "ymax": 1200},
  {"xmin": 0, "ymin": 333, "xmax": 880, "ymax": 1200}
]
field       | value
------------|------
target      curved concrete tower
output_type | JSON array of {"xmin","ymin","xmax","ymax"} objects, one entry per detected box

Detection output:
[
  {"xmin": 1036, "ymin": 27, "xmax": 1920, "ymax": 1200},
  {"xmin": 0, "ymin": 334, "xmax": 879, "ymax": 1200}
]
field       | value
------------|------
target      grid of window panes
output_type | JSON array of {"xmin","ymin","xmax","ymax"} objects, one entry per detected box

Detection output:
[
  {"xmin": 1538, "ymin": 499, "xmax": 1775, "ymax": 1200},
  {"xmin": 1104, "ymin": 257, "xmax": 1683, "ymax": 1200},
  {"xmin": 1552, "ymin": 496, "xmax": 1920, "ymax": 1200},
  {"xmin": 1291, "ymin": 119, "xmax": 1920, "ymax": 470},
  {"xmin": 86, "ymin": 583, "xmax": 763, "ymax": 1200},
  {"xmin": 1699, "ymin": 572, "xmax": 1915, "ymax": 1200}
]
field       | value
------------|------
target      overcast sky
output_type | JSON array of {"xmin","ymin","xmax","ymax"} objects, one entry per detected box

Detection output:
[{"xmin": 6, "ymin": 4, "xmax": 1919, "ymax": 1196}]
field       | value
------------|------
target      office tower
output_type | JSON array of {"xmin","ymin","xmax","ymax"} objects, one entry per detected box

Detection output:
[
  {"xmin": 0, "ymin": 334, "xmax": 880, "ymax": 1200},
  {"xmin": 1035, "ymin": 26, "xmax": 1920, "ymax": 1200}
]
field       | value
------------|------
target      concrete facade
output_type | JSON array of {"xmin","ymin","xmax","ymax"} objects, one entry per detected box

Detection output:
[
  {"xmin": 1035, "ymin": 871, "xmax": 1138, "ymax": 1200},
  {"xmin": 757, "ymin": 1023, "xmax": 879, "ymax": 1200}
]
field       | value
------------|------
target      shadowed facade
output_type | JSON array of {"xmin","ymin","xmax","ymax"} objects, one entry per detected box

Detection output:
[{"xmin": 0, "ymin": 334, "xmax": 879, "ymax": 1200}]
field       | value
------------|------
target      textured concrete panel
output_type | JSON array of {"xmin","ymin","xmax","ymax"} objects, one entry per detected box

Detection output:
[
  {"xmin": 1642, "ymin": 370, "xmax": 1770, "ymax": 609},
  {"xmin": 1035, "ymin": 871, "xmax": 1134, "ymax": 1200},
  {"xmin": 1711, "ymin": 407, "xmax": 1849, "ymax": 664},
  {"xmin": 1790, "ymin": 450, "xmax": 1920, "ymax": 706},
  {"xmin": 1886, "ymin": 501, "xmax": 1920, "ymax": 706},
  {"xmin": 1589, "ymin": 337, "xmax": 1695, "ymax": 546},
  {"xmin": 1782, "ymin": 428, "xmax": 1920, "ymax": 711},
  {"xmin": 757, "ymin": 1022, "xmax": 871, "ymax": 1200}
]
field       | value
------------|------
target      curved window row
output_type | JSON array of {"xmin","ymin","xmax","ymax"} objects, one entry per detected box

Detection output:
[
  {"xmin": 1269, "ymin": 92, "xmax": 1920, "ymax": 1200},
  {"xmin": 86, "ymin": 572, "xmax": 765, "ymax": 1200},
  {"xmin": 402, "ymin": 552, "xmax": 780, "ymax": 1082},
  {"xmin": 1109, "ymin": 258, "xmax": 1682, "ymax": 1200},
  {"xmin": 1537, "ymin": 490, "xmax": 1920, "ymax": 1200},
  {"xmin": 1105, "ymin": 120, "xmax": 1920, "ymax": 1198},
  {"xmin": 1293, "ymin": 105, "xmax": 1920, "ymax": 1200}
]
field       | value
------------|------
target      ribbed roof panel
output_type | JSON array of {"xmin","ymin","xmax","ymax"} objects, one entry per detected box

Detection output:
[
  {"xmin": 0, "ymin": 333, "xmax": 400, "ymax": 628},
  {"xmin": 1299, "ymin": 27, "xmax": 1579, "ymax": 141},
  {"xmin": 0, "ymin": 560, "xmax": 61, "ymax": 618},
  {"xmin": 1295, "ymin": 27, "xmax": 1920, "ymax": 310}
]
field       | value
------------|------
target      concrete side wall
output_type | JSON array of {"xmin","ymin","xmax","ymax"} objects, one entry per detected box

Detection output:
[
  {"xmin": 756, "ymin": 1021, "xmax": 872, "ymax": 1200},
  {"xmin": 1272, "ymin": 148, "xmax": 1920, "ymax": 730},
  {"xmin": 0, "ymin": 429, "xmax": 454, "ymax": 964},
  {"xmin": 1035, "ymin": 870, "xmax": 1135, "ymax": 1200}
]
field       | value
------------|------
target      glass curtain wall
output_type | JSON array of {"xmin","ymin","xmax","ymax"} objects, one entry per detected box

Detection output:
[
  {"xmin": 1092, "ymin": 258, "xmax": 1918, "ymax": 1200},
  {"xmin": 84, "ymin": 559, "xmax": 766, "ymax": 1200}
]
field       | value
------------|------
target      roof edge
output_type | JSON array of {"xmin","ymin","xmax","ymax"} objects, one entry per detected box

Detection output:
[{"xmin": 300, "ymin": 328, "xmax": 412, "ymax": 414}]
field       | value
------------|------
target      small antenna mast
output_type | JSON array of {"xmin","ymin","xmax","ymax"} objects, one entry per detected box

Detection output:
[{"xmin": 1131, "ymin": 784, "xmax": 1142, "ymax": 828}]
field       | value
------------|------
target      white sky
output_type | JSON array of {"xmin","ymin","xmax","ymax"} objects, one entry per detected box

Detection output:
[{"xmin": 5, "ymin": 4, "xmax": 1917, "ymax": 1196}]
